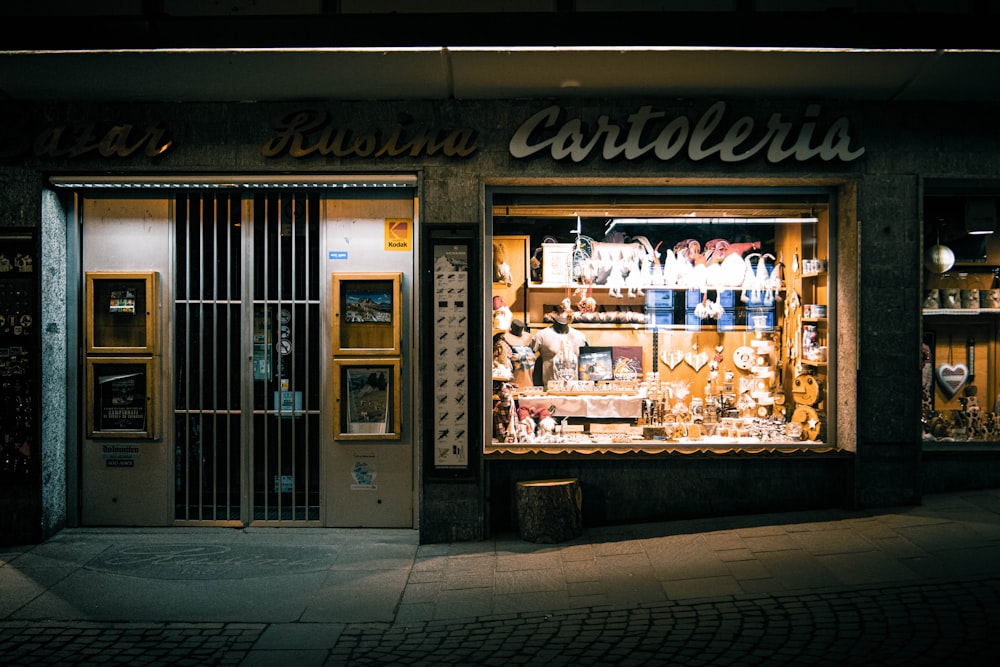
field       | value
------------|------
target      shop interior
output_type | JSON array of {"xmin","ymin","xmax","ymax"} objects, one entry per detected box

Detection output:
[
  {"xmin": 489, "ymin": 192, "xmax": 834, "ymax": 450},
  {"xmin": 922, "ymin": 192, "xmax": 1000, "ymax": 442}
]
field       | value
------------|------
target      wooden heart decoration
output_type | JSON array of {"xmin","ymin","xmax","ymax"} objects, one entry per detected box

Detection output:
[
  {"xmin": 685, "ymin": 351, "xmax": 709, "ymax": 372},
  {"xmin": 936, "ymin": 363, "xmax": 968, "ymax": 399},
  {"xmin": 661, "ymin": 349, "xmax": 684, "ymax": 370}
]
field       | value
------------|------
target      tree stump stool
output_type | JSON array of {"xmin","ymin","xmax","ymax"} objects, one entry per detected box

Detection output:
[{"xmin": 514, "ymin": 478, "xmax": 582, "ymax": 543}]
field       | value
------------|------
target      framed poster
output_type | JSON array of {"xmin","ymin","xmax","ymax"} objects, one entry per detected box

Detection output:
[
  {"xmin": 85, "ymin": 271, "xmax": 159, "ymax": 354},
  {"xmin": 579, "ymin": 346, "xmax": 614, "ymax": 382},
  {"xmin": 86, "ymin": 357, "xmax": 158, "ymax": 439},
  {"xmin": 331, "ymin": 273, "xmax": 402, "ymax": 355},
  {"xmin": 333, "ymin": 358, "xmax": 401, "ymax": 440}
]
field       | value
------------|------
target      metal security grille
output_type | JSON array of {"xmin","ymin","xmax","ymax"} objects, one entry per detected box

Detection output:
[
  {"xmin": 174, "ymin": 191, "xmax": 321, "ymax": 524},
  {"xmin": 249, "ymin": 192, "xmax": 321, "ymax": 522}
]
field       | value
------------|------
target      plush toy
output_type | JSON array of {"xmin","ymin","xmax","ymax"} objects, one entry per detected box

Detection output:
[
  {"xmin": 493, "ymin": 242, "xmax": 513, "ymax": 286},
  {"xmin": 492, "ymin": 295, "xmax": 513, "ymax": 331},
  {"xmin": 533, "ymin": 406, "xmax": 558, "ymax": 437}
]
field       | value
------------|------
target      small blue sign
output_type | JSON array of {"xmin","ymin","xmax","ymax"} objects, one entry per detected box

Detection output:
[{"xmin": 329, "ymin": 251, "xmax": 348, "ymax": 260}]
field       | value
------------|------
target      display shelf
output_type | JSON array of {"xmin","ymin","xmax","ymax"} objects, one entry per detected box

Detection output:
[{"xmin": 529, "ymin": 281, "xmax": 774, "ymax": 292}]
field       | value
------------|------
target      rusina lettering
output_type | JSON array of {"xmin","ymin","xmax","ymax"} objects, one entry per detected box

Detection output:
[
  {"xmin": 263, "ymin": 109, "xmax": 478, "ymax": 159},
  {"xmin": 509, "ymin": 102, "xmax": 865, "ymax": 164}
]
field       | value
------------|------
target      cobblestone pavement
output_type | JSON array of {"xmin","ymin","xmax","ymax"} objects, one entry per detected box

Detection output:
[
  {"xmin": 0, "ymin": 622, "xmax": 264, "ymax": 666},
  {"xmin": 3, "ymin": 575, "xmax": 998, "ymax": 666}
]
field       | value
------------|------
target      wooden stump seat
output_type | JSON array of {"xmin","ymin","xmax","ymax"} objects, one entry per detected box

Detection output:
[{"xmin": 514, "ymin": 478, "xmax": 582, "ymax": 543}]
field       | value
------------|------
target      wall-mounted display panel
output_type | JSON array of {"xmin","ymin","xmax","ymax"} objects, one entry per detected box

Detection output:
[
  {"xmin": 331, "ymin": 273, "xmax": 402, "ymax": 356},
  {"xmin": 85, "ymin": 271, "xmax": 159, "ymax": 354},
  {"xmin": 333, "ymin": 358, "xmax": 402, "ymax": 441},
  {"xmin": 86, "ymin": 357, "xmax": 158, "ymax": 439}
]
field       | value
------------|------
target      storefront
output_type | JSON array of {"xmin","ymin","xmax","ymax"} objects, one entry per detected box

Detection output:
[{"xmin": 1, "ymin": 95, "xmax": 999, "ymax": 544}]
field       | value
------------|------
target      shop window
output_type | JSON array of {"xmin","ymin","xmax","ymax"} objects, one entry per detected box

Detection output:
[
  {"xmin": 922, "ymin": 191, "xmax": 1000, "ymax": 442},
  {"xmin": 488, "ymin": 190, "xmax": 834, "ymax": 451}
]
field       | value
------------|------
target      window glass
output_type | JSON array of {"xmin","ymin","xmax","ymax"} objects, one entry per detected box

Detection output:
[{"xmin": 489, "ymin": 191, "xmax": 833, "ymax": 450}]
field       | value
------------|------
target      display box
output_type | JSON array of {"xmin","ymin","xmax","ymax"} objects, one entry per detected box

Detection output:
[
  {"xmin": 85, "ymin": 271, "xmax": 159, "ymax": 354},
  {"xmin": 85, "ymin": 357, "xmax": 158, "ymax": 439},
  {"xmin": 331, "ymin": 272, "xmax": 402, "ymax": 356},
  {"xmin": 332, "ymin": 357, "xmax": 402, "ymax": 440}
]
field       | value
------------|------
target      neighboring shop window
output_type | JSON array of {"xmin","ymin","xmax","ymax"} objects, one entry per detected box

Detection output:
[
  {"xmin": 488, "ymin": 190, "xmax": 834, "ymax": 450},
  {"xmin": 922, "ymin": 189, "xmax": 1000, "ymax": 442}
]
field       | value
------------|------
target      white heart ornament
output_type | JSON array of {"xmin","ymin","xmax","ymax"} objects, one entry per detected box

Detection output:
[
  {"xmin": 936, "ymin": 363, "xmax": 968, "ymax": 398},
  {"xmin": 661, "ymin": 349, "xmax": 684, "ymax": 370}
]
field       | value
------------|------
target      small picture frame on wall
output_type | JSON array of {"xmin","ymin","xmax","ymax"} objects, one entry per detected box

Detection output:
[
  {"xmin": 85, "ymin": 271, "xmax": 159, "ymax": 354},
  {"xmin": 331, "ymin": 273, "xmax": 402, "ymax": 355},
  {"xmin": 86, "ymin": 357, "xmax": 158, "ymax": 439},
  {"xmin": 333, "ymin": 358, "xmax": 402, "ymax": 441}
]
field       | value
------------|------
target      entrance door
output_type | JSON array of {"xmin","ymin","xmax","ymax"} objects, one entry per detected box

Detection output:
[
  {"xmin": 80, "ymin": 184, "xmax": 415, "ymax": 528},
  {"xmin": 172, "ymin": 187, "xmax": 416, "ymax": 527},
  {"xmin": 174, "ymin": 191, "xmax": 323, "ymax": 524}
]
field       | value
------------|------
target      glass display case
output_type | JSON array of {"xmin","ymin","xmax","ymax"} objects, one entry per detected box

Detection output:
[
  {"xmin": 0, "ymin": 231, "xmax": 38, "ymax": 480},
  {"xmin": 489, "ymin": 193, "xmax": 833, "ymax": 449},
  {"xmin": 921, "ymin": 193, "xmax": 1000, "ymax": 442},
  {"xmin": 84, "ymin": 270, "xmax": 160, "ymax": 440}
]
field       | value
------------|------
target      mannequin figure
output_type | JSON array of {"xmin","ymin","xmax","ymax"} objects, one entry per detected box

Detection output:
[
  {"xmin": 493, "ymin": 318, "xmax": 536, "ymax": 388},
  {"xmin": 532, "ymin": 313, "xmax": 589, "ymax": 386}
]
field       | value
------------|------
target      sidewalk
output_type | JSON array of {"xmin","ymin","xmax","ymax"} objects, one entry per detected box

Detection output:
[{"xmin": 2, "ymin": 489, "xmax": 1000, "ymax": 665}]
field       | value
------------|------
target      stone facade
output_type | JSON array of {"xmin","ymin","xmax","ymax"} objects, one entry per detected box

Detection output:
[{"xmin": 1, "ymin": 97, "xmax": 999, "ymax": 543}]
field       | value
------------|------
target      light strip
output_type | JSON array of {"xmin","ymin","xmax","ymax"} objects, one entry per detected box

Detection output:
[
  {"xmin": 49, "ymin": 174, "xmax": 417, "ymax": 189},
  {"xmin": 606, "ymin": 216, "xmax": 818, "ymax": 232}
]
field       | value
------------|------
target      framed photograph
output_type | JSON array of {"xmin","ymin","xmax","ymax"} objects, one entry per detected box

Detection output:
[
  {"xmin": 86, "ymin": 357, "xmax": 158, "ymax": 439},
  {"xmin": 578, "ymin": 346, "xmax": 614, "ymax": 382},
  {"xmin": 333, "ymin": 358, "xmax": 402, "ymax": 440},
  {"xmin": 331, "ymin": 273, "xmax": 402, "ymax": 355},
  {"xmin": 85, "ymin": 271, "xmax": 159, "ymax": 354}
]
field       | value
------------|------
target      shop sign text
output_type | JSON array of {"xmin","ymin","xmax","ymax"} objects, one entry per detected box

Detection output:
[
  {"xmin": 509, "ymin": 102, "xmax": 865, "ymax": 164},
  {"xmin": 262, "ymin": 109, "xmax": 477, "ymax": 159},
  {"xmin": 0, "ymin": 117, "xmax": 173, "ymax": 159}
]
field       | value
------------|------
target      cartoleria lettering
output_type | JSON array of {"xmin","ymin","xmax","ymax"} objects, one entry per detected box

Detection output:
[{"xmin": 509, "ymin": 102, "xmax": 865, "ymax": 164}]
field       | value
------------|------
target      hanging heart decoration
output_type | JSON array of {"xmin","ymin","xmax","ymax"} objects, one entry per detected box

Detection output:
[
  {"xmin": 685, "ymin": 350, "xmax": 709, "ymax": 372},
  {"xmin": 936, "ymin": 363, "xmax": 969, "ymax": 399},
  {"xmin": 661, "ymin": 349, "xmax": 684, "ymax": 370}
]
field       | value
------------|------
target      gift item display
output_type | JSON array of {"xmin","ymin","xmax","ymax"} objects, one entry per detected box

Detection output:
[
  {"xmin": 490, "ymin": 203, "xmax": 831, "ymax": 448},
  {"xmin": 921, "ymin": 194, "xmax": 1000, "ymax": 442},
  {"xmin": 0, "ymin": 233, "xmax": 38, "ymax": 480}
]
